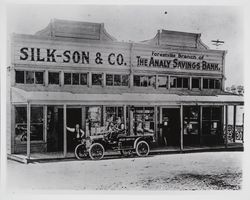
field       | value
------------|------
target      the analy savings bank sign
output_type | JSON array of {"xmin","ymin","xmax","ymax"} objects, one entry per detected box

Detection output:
[{"xmin": 15, "ymin": 46, "xmax": 222, "ymax": 72}]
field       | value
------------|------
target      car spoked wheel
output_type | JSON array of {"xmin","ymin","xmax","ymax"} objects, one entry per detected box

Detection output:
[
  {"xmin": 75, "ymin": 144, "xmax": 88, "ymax": 160},
  {"xmin": 136, "ymin": 141, "xmax": 150, "ymax": 157},
  {"xmin": 89, "ymin": 143, "xmax": 104, "ymax": 160}
]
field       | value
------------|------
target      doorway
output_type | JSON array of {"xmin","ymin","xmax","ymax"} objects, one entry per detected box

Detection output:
[
  {"xmin": 161, "ymin": 108, "xmax": 180, "ymax": 147},
  {"xmin": 47, "ymin": 106, "xmax": 64, "ymax": 152},
  {"xmin": 66, "ymin": 108, "xmax": 82, "ymax": 151}
]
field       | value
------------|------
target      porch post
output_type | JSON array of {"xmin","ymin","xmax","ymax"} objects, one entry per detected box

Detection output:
[
  {"xmin": 154, "ymin": 106, "xmax": 158, "ymax": 143},
  {"xmin": 44, "ymin": 105, "xmax": 47, "ymax": 143},
  {"xmin": 123, "ymin": 105, "xmax": 127, "ymax": 130},
  {"xmin": 27, "ymin": 102, "xmax": 31, "ymax": 160},
  {"xmin": 129, "ymin": 107, "xmax": 134, "ymax": 136},
  {"xmin": 233, "ymin": 105, "xmax": 237, "ymax": 142},
  {"xmin": 225, "ymin": 105, "xmax": 228, "ymax": 148},
  {"xmin": 180, "ymin": 105, "xmax": 183, "ymax": 151},
  {"xmin": 63, "ymin": 104, "xmax": 67, "ymax": 157},
  {"xmin": 199, "ymin": 106, "xmax": 203, "ymax": 146}
]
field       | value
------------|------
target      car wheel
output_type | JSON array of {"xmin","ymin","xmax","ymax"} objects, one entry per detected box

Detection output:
[
  {"xmin": 136, "ymin": 141, "xmax": 150, "ymax": 157},
  {"xmin": 89, "ymin": 143, "xmax": 105, "ymax": 160},
  {"xmin": 75, "ymin": 143, "xmax": 88, "ymax": 160}
]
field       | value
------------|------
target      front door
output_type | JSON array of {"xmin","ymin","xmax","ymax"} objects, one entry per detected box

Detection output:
[
  {"xmin": 66, "ymin": 108, "xmax": 82, "ymax": 152},
  {"xmin": 161, "ymin": 108, "xmax": 180, "ymax": 146}
]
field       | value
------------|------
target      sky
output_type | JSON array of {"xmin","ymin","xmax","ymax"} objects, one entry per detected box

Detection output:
[{"xmin": 6, "ymin": 4, "xmax": 244, "ymax": 87}]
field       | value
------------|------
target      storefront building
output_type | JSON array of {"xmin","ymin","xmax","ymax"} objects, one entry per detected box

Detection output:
[{"xmin": 7, "ymin": 19, "xmax": 244, "ymax": 159}]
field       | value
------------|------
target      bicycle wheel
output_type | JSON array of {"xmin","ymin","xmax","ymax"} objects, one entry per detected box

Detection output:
[{"xmin": 75, "ymin": 144, "xmax": 88, "ymax": 160}]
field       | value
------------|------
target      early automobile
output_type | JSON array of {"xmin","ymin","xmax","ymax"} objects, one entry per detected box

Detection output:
[{"xmin": 75, "ymin": 129, "xmax": 155, "ymax": 160}]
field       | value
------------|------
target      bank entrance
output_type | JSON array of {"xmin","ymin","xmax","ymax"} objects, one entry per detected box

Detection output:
[{"xmin": 160, "ymin": 107, "xmax": 180, "ymax": 147}]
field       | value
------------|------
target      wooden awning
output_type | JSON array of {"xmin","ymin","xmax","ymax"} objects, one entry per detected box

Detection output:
[{"xmin": 11, "ymin": 87, "xmax": 244, "ymax": 106}]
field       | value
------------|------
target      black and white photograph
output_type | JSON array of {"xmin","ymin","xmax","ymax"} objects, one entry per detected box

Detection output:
[{"xmin": 0, "ymin": 1, "xmax": 249, "ymax": 199}]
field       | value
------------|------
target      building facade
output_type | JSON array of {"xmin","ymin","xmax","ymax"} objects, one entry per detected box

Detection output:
[{"xmin": 7, "ymin": 19, "xmax": 244, "ymax": 158}]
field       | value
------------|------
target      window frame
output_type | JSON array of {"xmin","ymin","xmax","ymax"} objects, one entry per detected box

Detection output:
[
  {"xmin": 15, "ymin": 70, "xmax": 44, "ymax": 85},
  {"xmin": 192, "ymin": 77, "xmax": 201, "ymax": 89},
  {"xmin": 48, "ymin": 71, "xmax": 60, "ymax": 85},
  {"xmin": 14, "ymin": 105, "xmax": 45, "ymax": 144},
  {"xmin": 92, "ymin": 73, "xmax": 103, "ymax": 86},
  {"xmin": 203, "ymin": 78, "xmax": 221, "ymax": 89},
  {"xmin": 133, "ymin": 75, "xmax": 156, "ymax": 88},
  {"xmin": 106, "ymin": 73, "xmax": 129, "ymax": 87},
  {"xmin": 170, "ymin": 76, "xmax": 189, "ymax": 89}
]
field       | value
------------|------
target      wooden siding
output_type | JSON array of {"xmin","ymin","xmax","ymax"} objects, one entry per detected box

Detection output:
[
  {"xmin": 11, "ymin": 34, "xmax": 225, "ymax": 77},
  {"xmin": 14, "ymin": 142, "xmax": 47, "ymax": 154}
]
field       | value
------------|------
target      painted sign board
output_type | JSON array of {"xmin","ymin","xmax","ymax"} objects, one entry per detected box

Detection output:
[{"xmin": 12, "ymin": 35, "xmax": 224, "ymax": 75}]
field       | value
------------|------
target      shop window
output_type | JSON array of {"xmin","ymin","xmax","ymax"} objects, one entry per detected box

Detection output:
[
  {"xmin": 92, "ymin": 74, "xmax": 102, "ymax": 86},
  {"xmin": 202, "ymin": 106, "xmax": 222, "ymax": 136},
  {"xmin": 15, "ymin": 71, "xmax": 25, "ymax": 83},
  {"xmin": 15, "ymin": 106, "xmax": 27, "ymax": 142},
  {"xmin": 134, "ymin": 107, "xmax": 154, "ymax": 135},
  {"xmin": 15, "ymin": 70, "xmax": 44, "ymax": 84},
  {"xmin": 30, "ymin": 107, "xmax": 44, "ymax": 141},
  {"xmin": 86, "ymin": 106, "xmax": 102, "ymax": 135},
  {"xmin": 105, "ymin": 107, "xmax": 124, "ymax": 129},
  {"xmin": 133, "ymin": 75, "xmax": 156, "ymax": 87},
  {"xmin": 203, "ymin": 78, "xmax": 221, "ymax": 89},
  {"xmin": 158, "ymin": 76, "xmax": 168, "ymax": 88},
  {"xmin": 192, "ymin": 78, "xmax": 200, "ymax": 89},
  {"xmin": 170, "ymin": 77, "xmax": 189, "ymax": 88},
  {"xmin": 183, "ymin": 106, "xmax": 199, "ymax": 135},
  {"xmin": 49, "ymin": 72, "xmax": 60, "ymax": 85},
  {"xmin": 15, "ymin": 106, "xmax": 44, "ymax": 142}
]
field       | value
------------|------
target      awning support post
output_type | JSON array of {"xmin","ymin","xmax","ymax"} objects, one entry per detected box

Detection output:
[
  {"xmin": 225, "ymin": 105, "xmax": 228, "ymax": 148},
  {"xmin": 123, "ymin": 105, "xmax": 127, "ymax": 131},
  {"xmin": 27, "ymin": 102, "xmax": 31, "ymax": 160},
  {"xmin": 233, "ymin": 105, "xmax": 237, "ymax": 142},
  {"xmin": 63, "ymin": 104, "xmax": 67, "ymax": 157},
  {"xmin": 180, "ymin": 104, "xmax": 183, "ymax": 151}
]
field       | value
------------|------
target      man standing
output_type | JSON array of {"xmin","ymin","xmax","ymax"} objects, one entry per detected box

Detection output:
[{"xmin": 66, "ymin": 124, "xmax": 85, "ymax": 148}]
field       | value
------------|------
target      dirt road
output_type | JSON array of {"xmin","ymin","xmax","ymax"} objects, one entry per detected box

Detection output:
[{"xmin": 7, "ymin": 151, "xmax": 242, "ymax": 190}]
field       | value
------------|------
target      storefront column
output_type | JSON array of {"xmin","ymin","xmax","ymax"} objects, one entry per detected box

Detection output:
[
  {"xmin": 180, "ymin": 105, "xmax": 183, "ymax": 151},
  {"xmin": 63, "ymin": 104, "xmax": 67, "ymax": 157},
  {"xmin": 129, "ymin": 107, "xmax": 134, "ymax": 136},
  {"xmin": 225, "ymin": 105, "xmax": 228, "ymax": 148},
  {"xmin": 154, "ymin": 106, "xmax": 158, "ymax": 142},
  {"xmin": 199, "ymin": 106, "xmax": 203, "ymax": 146},
  {"xmin": 26, "ymin": 102, "xmax": 31, "ymax": 160},
  {"xmin": 123, "ymin": 105, "xmax": 127, "ymax": 131},
  {"xmin": 233, "ymin": 105, "xmax": 237, "ymax": 142},
  {"xmin": 43, "ymin": 105, "xmax": 47, "ymax": 143}
]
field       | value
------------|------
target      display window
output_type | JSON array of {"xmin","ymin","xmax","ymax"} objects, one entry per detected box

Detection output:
[
  {"xmin": 15, "ymin": 106, "xmax": 44, "ymax": 142},
  {"xmin": 134, "ymin": 107, "xmax": 154, "ymax": 135}
]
